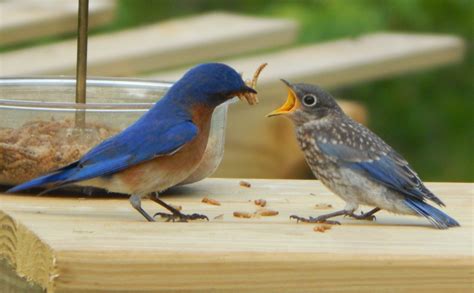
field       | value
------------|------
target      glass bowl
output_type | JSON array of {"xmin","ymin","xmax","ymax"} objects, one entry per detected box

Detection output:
[{"xmin": 0, "ymin": 77, "xmax": 229, "ymax": 187}]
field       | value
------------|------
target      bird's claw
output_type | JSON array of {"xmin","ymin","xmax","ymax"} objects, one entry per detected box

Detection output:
[
  {"xmin": 153, "ymin": 212, "xmax": 209, "ymax": 222},
  {"xmin": 365, "ymin": 214, "xmax": 377, "ymax": 221},
  {"xmin": 349, "ymin": 212, "xmax": 377, "ymax": 221},
  {"xmin": 290, "ymin": 215, "xmax": 341, "ymax": 225}
]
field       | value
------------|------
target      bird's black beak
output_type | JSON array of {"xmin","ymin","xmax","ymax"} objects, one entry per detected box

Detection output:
[
  {"xmin": 242, "ymin": 85, "xmax": 257, "ymax": 94},
  {"xmin": 267, "ymin": 79, "xmax": 300, "ymax": 117},
  {"xmin": 232, "ymin": 85, "xmax": 258, "ymax": 105}
]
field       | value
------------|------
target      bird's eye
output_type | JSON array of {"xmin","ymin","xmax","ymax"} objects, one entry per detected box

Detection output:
[{"xmin": 302, "ymin": 94, "xmax": 317, "ymax": 107}]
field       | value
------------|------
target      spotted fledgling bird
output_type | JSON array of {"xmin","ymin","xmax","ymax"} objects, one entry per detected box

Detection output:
[
  {"xmin": 268, "ymin": 80, "xmax": 459, "ymax": 229},
  {"xmin": 8, "ymin": 63, "xmax": 258, "ymax": 222}
]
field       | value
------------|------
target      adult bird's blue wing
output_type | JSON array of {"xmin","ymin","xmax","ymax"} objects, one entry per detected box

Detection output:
[
  {"xmin": 8, "ymin": 119, "xmax": 198, "ymax": 192},
  {"xmin": 70, "ymin": 120, "xmax": 198, "ymax": 181},
  {"xmin": 316, "ymin": 141, "xmax": 445, "ymax": 206}
]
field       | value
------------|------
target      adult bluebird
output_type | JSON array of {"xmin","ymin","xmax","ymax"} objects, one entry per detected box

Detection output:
[
  {"xmin": 268, "ymin": 80, "xmax": 459, "ymax": 229},
  {"xmin": 8, "ymin": 63, "xmax": 258, "ymax": 222}
]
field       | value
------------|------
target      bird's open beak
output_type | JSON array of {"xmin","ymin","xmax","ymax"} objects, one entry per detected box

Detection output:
[{"xmin": 267, "ymin": 79, "xmax": 299, "ymax": 117}]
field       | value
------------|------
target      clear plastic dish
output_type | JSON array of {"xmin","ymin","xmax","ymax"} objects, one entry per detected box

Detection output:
[{"xmin": 0, "ymin": 77, "xmax": 229, "ymax": 186}]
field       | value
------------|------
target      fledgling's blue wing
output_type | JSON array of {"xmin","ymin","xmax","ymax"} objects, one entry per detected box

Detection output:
[
  {"xmin": 316, "ymin": 141, "xmax": 445, "ymax": 207},
  {"xmin": 8, "ymin": 119, "xmax": 198, "ymax": 192}
]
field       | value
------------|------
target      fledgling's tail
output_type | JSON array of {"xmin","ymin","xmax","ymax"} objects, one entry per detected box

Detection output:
[
  {"xmin": 404, "ymin": 197, "xmax": 460, "ymax": 229},
  {"xmin": 7, "ymin": 163, "xmax": 77, "ymax": 193}
]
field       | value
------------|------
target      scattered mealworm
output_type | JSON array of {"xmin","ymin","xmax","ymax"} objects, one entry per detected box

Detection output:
[
  {"xmin": 314, "ymin": 203, "xmax": 333, "ymax": 209},
  {"xmin": 256, "ymin": 209, "xmax": 279, "ymax": 217},
  {"xmin": 213, "ymin": 214, "xmax": 224, "ymax": 220},
  {"xmin": 239, "ymin": 180, "xmax": 251, "ymax": 188},
  {"xmin": 313, "ymin": 224, "xmax": 332, "ymax": 233},
  {"xmin": 233, "ymin": 211, "xmax": 253, "ymax": 219},
  {"xmin": 201, "ymin": 197, "xmax": 221, "ymax": 206},
  {"xmin": 254, "ymin": 199, "xmax": 267, "ymax": 207}
]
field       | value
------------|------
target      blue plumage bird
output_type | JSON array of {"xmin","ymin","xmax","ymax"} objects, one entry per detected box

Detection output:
[
  {"xmin": 8, "ymin": 63, "xmax": 257, "ymax": 222},
  {"xmin": 268, "ymin": 80, "xmax": 459, "ymax": 229}
]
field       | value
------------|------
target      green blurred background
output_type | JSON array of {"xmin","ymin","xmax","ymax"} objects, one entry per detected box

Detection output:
[
  {"xmin": 3, "ymin": 0, "xmax": 472, "ymax": 181},
  {"xmin": 114, "ymin": 0, "xmax": 473, "ymax": 181}
]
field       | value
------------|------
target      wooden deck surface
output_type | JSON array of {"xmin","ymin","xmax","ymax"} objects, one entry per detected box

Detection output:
[{"xmin": 0, "ymin": 179, "xmax": 472, "ymax": 292}]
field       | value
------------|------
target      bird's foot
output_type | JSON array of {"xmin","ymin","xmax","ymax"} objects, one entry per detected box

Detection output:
[
  {"xmin": 290, "ymin": 215, "xmax": 341, "ymax": 225},
  {"xmin": 349, "ymin": 211, "xmax": 377, "ymax": 221},
  {"xmin": 153, "ymin": 212, "xmax": 209, "ymax": 222},
  {"xmin": 346, "ymin": 207, "xmax": 381, "ymax": 221}
]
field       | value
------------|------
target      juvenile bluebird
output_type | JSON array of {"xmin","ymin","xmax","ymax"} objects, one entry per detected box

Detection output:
[
  {"xmin": 268, "ymin": 80, "xmax": 459, "ymax": 229},
  {"xmin": 8, "ymin": 63, "xmax": 258, "ymax": 222}
]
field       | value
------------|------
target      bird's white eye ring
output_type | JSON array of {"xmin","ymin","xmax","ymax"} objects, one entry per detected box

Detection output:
[{"xmin": 302, "ymin": 94, "xmax": 317, "ymax": 107}]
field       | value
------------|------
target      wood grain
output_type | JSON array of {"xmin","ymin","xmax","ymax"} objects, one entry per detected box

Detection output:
[
  {"xmin": 0, "ymin": 0, "xmax": 116, "ymax": 46},
  {"xmin": 151, "ymin": 33, "xmax": 465, "ymax": 91},
  {"xmin": 0, "ymin": 259, "xmax": 43, "ymax": 293},
  {"xmin": 0, "ymin": 179, "xmax": 472, "ymax": 292},
  {"xmin": 0, "ymin": 12, "xmax": 298, "ymax": 76}
]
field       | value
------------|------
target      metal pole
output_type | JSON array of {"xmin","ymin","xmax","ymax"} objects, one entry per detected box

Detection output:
[{"xmin": 75, "ymin": 0, "xmax": 89, "ymax": 127}]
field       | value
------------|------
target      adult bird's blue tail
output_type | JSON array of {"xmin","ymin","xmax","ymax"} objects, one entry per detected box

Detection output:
[
  {"xmin": 6, "ymin": 163, "xmax": 78, "ymax": 193},
  {"xmin": 404, "ymin": 197, "xmax": 460, "ymax": 229}
]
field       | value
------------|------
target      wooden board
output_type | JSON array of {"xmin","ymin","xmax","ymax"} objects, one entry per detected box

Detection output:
[
  {"xmin": 0, "ymin": 0, "xmax": 116, "ymax": 46},
  {"xmin": 151, "ymin": 32, "xmax": 465, "ymax": 91},
  {"xmin": 0, "ymin": 180, "xmax": 472, "ymax": 292},
  {"xmin": 0, "ymin": 12, "xmax": 298, "ymax": 76},
  {"xmin": 150, "ymin": 33, "xmax": 464, "ymax": 179}
]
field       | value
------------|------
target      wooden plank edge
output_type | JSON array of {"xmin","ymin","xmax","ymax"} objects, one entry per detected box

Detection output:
[
  {"xmin": 0, "ymin": 210, "xmax": 56, "ymax": 292},
  {"xmin": 86, "ymin": 19, "xmax": 298, "ymax": 76},
  {"xmin": 50, "ymin": 251, "xmax": 474, "ymax": 292},
  {"xmin": 0, "ymin": 12, "xmax": 299, "ymax": 76}
]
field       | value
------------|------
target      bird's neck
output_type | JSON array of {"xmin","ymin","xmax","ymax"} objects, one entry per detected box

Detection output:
[
  {"xmin": 189, "ymin": 103, "xmax": 214, "ymax": 126},
  {"xmin": 296, "ymin": 111, "xmax": 344, "ymax": 132}
]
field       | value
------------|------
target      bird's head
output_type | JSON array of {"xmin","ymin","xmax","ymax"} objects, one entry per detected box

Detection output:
[
  {"xmin": 167, "ymin": 63, "xmax": 257, "ymax": 108},
  {"xmin": 267, "ymin": 80, "xmax": 343, "ymax": 125}
]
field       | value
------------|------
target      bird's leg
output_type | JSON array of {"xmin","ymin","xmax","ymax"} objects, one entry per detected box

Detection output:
[
  {"xmin": 290, "ymin": 210, "xmax": 350, "ymax": 225},
  {"xmin": 348, "ymin": 207, "xmax": 380, "ymax": 221},
  {"xmin": 151, "ymin": 194, "xmax": 208, "ymax": 222},
  {"xmin": 129, "ymin": 195, "xmax": 155, "ymax": 222}
]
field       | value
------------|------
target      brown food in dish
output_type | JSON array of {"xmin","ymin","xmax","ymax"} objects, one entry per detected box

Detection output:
[{"xmin": 0, "ymin": 119, "xmax": 117, "ymax": 185}]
